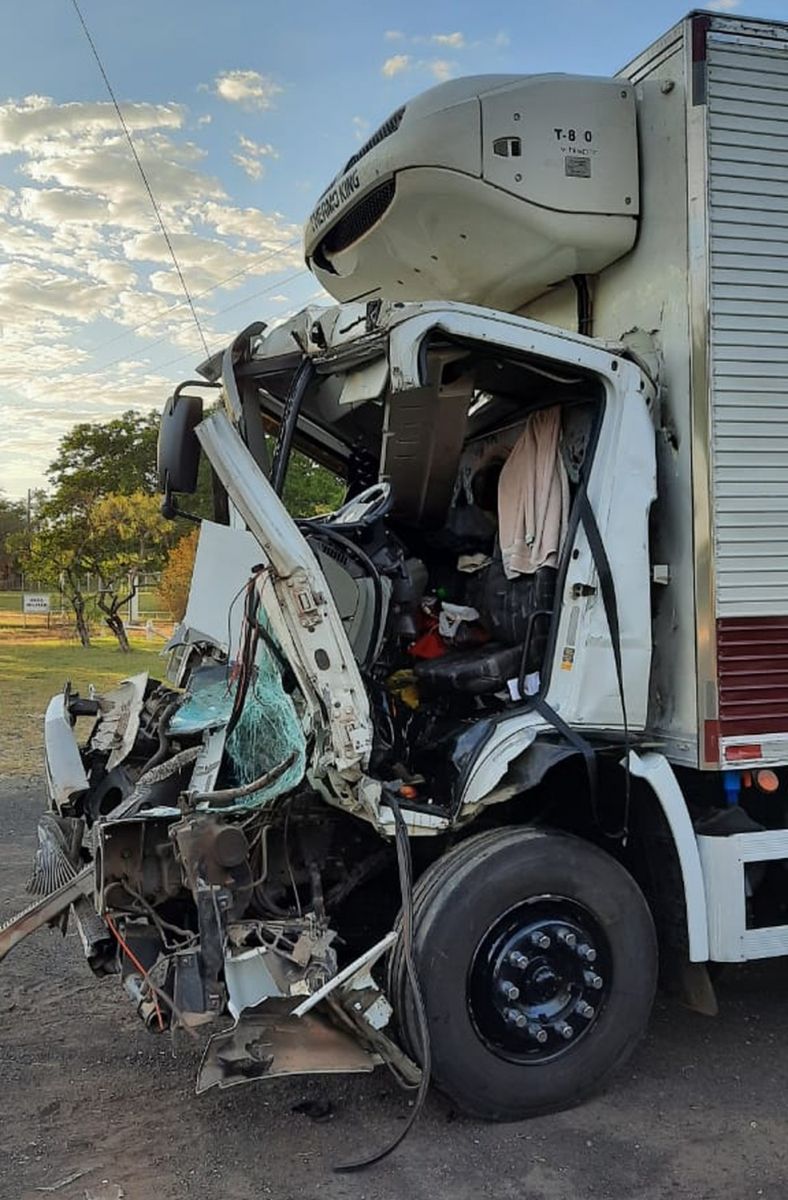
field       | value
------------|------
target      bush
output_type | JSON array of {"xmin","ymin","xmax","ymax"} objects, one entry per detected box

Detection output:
[{"xmin": 157, "ymin": 529, "xmax": 199, "ymax": 621}]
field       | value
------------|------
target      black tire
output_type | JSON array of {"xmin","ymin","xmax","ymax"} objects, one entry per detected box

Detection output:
[{"xmin": 387, "ymin": 826, "xmax": 657, "ymax": 1120}]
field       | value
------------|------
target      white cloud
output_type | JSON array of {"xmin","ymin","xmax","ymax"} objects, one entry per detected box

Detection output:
[
  {"xmin": 197, "ymin": 200, "xmax": 300, "ymax": 251},
  {"xmin": 0, "ymin": 92, "xmax": 302, "ymax": 498},
  {"xmin": 494, "ymin": 31, "xmax": 510, "ymax": 47},
  {"xmin": 431, "ymin": 32, "xmax": 465, "ymax": 48},
  {"xmin": 232, "ymin": 134, "xmax": 278, "ymax": 180},
  {"xmin": 0, "ymin": 95, "xmax": 183, "ymax": 154},
  {"xmin": 385, "ymin": 30, "xmax": 404, "ymax": 41},
  {"xmin": 707, "ymin": 0, "xmax": 741, "ymax": 8},
  {"xmin": 210, "ymin": 69, "xmax": 282, "ymax": 111},
  {"xmin": 238, "ymin": 135, "xmax": 278, "ymax": 159},
  {"xmin": 429, "ymin": 59, "xmax": 455, "ymax": 82},
  {"xmin": 19, "ymin": 186, "xmax": 111, "ymax": 225},
  {"xmin": 234, "ymin": 154, "xmax": 264, "ymax": 181},
  {"xmin": 0, "ymin": 261, "xmax": 111, "ymax": 322},
  {"xmin": 382, "ymin": 54, "xmax": 411, "ymax": 78},
  {"xmin": 87, "ymin": 258, "xmax": 138, "ymax": 288}
]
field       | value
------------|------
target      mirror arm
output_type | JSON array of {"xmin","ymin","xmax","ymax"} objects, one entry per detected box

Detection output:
[{"xmin": 161, "ymin": 480, "xmax": 202, "ymax": 525}]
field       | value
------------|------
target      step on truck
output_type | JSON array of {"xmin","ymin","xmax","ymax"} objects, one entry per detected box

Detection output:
[{"xmin": 5, "ymin": 9, "xmax": 788, "ymax": 1122}]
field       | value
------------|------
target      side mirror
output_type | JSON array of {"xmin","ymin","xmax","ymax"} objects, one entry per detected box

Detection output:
[{"xmin": 157, "ymin": 392, "xmax": 203, "ymax": 494}]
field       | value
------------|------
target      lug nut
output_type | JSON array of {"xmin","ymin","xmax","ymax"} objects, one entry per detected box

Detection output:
[
  {"xmin": 500, "ymin": 981, "xmax": 520, "ymax": 1001},
  {"xmin": 556, "ymin": 1021, "xmax": 574, "ymax": 1040},
  {"xmin": 508, "ymin": 951, "xmax": 529, "ymax": 969},
  {"xmin": 557, "ymin": 929, "xmax": 577, "ymax": 949},
  {"xmin": 530, "ymin": 931, "xmax": 551, "ymax": 950},
  {"xmin": 505, "ymin": 1007, "xmax": 527, "ymax": 1028},
  {"xmin": 528, "ymin": 1023, "xmax": 548, "ymax": 1044},
  {"xmin": 577, "ymin": 1001, "xmax": 595, "ymax": 1019},
  {"xmin": 584, "ymin": 971, "xmax": 604, "ymax": 990},
  {"xmin": 577, "ymin": 943, "xmax": 597, "ymax": 962}
]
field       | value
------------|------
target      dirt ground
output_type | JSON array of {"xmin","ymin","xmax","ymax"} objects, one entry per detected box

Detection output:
[{"xmin": 2, "ymin": 778, "xmax": 787, "ymax": 1200}]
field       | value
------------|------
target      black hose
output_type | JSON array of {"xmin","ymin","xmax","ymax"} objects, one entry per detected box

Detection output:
[
  {"xmin": 190, "ymin": 750, "xmax": 298, "ymax": 805},
  {"xmin": 225, "ymin": 572, "xmax": 263, "ymax": 740},
  {"xmin": 137, "ymin": 700, "xmax": 181, "ymax": 776},
  {"xmin": 573, "ymin": 273, "xmax": 593, "ymax": 337},
  {"xmin": 305, "ymin": 525, "xmax": 385, "ymax": 669},
  {"xmin": 334, "ymin": 795, "xmax": 431, "ymax": 1173}
]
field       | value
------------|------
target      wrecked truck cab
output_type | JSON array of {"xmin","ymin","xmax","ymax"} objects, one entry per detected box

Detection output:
[{"xmin": 4, "ymin": 298, "xmax": 659, "ymax": 1120}]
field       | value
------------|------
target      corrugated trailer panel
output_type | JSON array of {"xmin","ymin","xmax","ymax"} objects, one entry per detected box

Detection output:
[{"xmin": 707, "ymin": 30, "xmax": 788, "ymax": 619}]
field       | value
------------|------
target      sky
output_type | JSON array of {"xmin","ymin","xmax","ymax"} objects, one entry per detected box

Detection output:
[{"xmin": 1, "ymin": 0, "xmax": 786, "ymax": 499}]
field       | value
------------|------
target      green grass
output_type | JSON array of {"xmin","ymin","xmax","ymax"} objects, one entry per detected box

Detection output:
[{"xmin": 0, "ymin": 636, "xmax": 165, "ymax": 776}]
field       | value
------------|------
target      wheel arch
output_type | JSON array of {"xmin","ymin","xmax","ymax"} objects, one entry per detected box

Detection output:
[
  {"xmin": 626, "ymin": 750, "xmax": 709, "ymax": 963},
  {"xmin": 455, "ymin": 743, "xmax": 709, "ymax": 965}
]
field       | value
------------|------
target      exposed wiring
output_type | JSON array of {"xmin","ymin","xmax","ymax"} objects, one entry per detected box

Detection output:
[
  {"xmin": 70, "ymin": 0, "xmax": 209, "ymax": 359},
  {"xmin": 225, "ymin": 578, "xmax": 252, "ymax": 675},
  {"xmin": 106, "ymin": 913, "xmax": 201, "ymax": 1040},
  {"xmin": 335, "ymin": 795, "xmax": 431, "ymax": 1172},
  {"xmin": 120, "ymin": 883, "xmax": 198, "ymax": 950},
  {"xmin": 283, "ymin": 805, "xmax": 303, "ymax": 918},
  {"xmin": 105, "ymin": 913, "xmax": 164, "ymax": 1032}
]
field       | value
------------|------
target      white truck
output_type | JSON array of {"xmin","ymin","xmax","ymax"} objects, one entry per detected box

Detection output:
[{"xmin": 4, "ymin": 9, "xmax": 788, "ymax": 1124}]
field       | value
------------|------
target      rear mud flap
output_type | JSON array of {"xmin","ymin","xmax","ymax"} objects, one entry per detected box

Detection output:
[{"xmin": 196, "ymin": 999, "xmax": 376, "ymax": 1093}]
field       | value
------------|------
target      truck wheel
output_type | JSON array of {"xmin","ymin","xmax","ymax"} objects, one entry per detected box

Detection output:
[{"xmin": 387, "ymin": 826, "xmax": 657, "ymax": 1120}]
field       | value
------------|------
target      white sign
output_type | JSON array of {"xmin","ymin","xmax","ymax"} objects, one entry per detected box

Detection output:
[{"xmin": 23, "ymin": 593, "xmax": 50, "ymax": 614}]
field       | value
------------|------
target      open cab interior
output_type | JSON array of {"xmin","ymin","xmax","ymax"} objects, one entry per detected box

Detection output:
[{"xmin": 167, "ymin": 300, "xmax": 652, "ymax": 822}]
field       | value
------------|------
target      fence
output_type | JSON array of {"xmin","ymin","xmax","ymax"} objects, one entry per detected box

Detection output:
[{"xmin": 0, "ymin": 580, "xmax": 174, "ymax": 633}]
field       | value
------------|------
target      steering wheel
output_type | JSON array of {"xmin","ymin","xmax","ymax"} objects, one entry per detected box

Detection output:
[{"xmin": 320, "ymin": 482, "xmax": 393, "ymax": 529}]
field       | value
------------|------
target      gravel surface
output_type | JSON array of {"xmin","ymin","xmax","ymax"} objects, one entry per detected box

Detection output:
[{"xmin": 1, "ymin": 777, "xmax": 787, "ymax": 1200}]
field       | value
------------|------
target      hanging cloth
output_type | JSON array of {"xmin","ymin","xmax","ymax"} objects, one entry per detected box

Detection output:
[{"xmin": 497, "ymin": 406, "xmax": 569, "ymax": 578}]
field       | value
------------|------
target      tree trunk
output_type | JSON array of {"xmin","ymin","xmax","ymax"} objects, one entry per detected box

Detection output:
[
  {"xmin": 65, "ymin": 573, "xmax": 90, "ymax": 647},
  {"xmin": 106, "ymin": 610, "xmax": 130, "ymax": 652},
  {"xmin": 97, "ymin": 592, "xmax": 130, "ymax": 652},
  {"xmin": 73, "ymin": 600, "xmax": 91, "ymax": 648}
]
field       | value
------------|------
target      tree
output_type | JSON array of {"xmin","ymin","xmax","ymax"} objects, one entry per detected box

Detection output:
[
  {"xmin": 22, "ymin": 491, "xmax": 169, "ymax": 651},
  {"xmin": 22, "ymin": 509, "xmax": 94, "ymax": 647},
  {"xmin": 47, "ymin": 410, "xmax": 161, "ymax": 506},
  {"xmin": 0, "ymin": 493, "xmax": 27, "ymax": 588},
  {"xmin": 157, "ymin": 528, "xmax": 199, "ymax": 621},
  {"xmin": 83, "ymin": 492, "xmax": 170, "ymax": 651},
  {"xmin": 283, "ymin": 450, "xmax": 345, "ymax": 518},
  {"xmin": 46, "ymin": 407, "xmax": 216, "ymax": 524}
]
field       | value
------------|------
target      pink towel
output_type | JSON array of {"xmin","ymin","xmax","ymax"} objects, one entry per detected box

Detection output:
[{"xmin": 498, "ymin": 407, "xmax": 568, "ymax": 578}]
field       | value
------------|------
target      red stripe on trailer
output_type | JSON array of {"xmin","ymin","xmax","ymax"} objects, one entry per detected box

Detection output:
[{"xmin": 717, "ymin": 617, "xmax": 788, "ymax": 738}]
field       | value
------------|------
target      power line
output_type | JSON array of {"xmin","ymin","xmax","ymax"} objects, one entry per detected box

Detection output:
[
  {"xmin": 85, "ymin": 238, "xmax": 302, "ymax": 361},
  {"xmin": 13, "ymin": 265, "xmax": 311, "ymax": 420},
  {"xmin": 134, "ymin": 269, "xmax": 311, "ymax": 373},
  {"xmin": 12, "ymin": 267, "xmax": 313, "ymax": 426},
  {"xmin": 70, "ymin": 0, "xmax": 210, "ymax": 359},
  {"xmin": 82, "ymin": 267, "xmax": 309, "ymax": 379}
]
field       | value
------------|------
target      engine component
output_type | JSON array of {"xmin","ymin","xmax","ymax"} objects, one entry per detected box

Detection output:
[
  {"xmin": 172, "ymin": 815, "xmax": 253, "ymax": 918},
  {"xmin": 95, "ymin": 815, "xmax": 183, "ymax": 913}
]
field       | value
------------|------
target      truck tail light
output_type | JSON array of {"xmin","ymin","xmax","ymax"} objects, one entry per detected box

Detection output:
[{"xmin": 724, "ymin": 744, "xmax": 762, "ymax": 763}]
